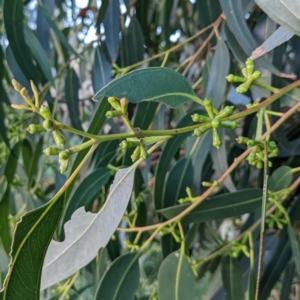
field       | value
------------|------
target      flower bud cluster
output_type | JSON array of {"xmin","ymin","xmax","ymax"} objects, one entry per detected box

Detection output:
[
  {"xmin": 105, "ymin": 97, "xmax": 129, "ymax": 118},
  {"xmin": 236, "ymin": 137, "xmax": 279, "ymax": 168},
  {"xmin": 192, "ymin": 99, "xmax": 239, "ymax": 149},
  {"xmin": 226, "ymin": 58, "xmax": 261, "ymax": 94}
]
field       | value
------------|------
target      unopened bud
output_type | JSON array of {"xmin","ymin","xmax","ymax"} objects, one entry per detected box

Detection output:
[
  {"xmin": 43, "ymin": 119, "xmax": 55, "ymax": 130},
  {"xmin": 40, "ymin": 105, "xmax": 52, "ymax": 120},
  {"xmin": 27, "ymin": 124, "xmax": 47, "ymax": 134},
  {"xmin": 108, "ymin": 97, "xmax": 121, "ymax": 111},
  {"xmin": 12, "ymin": 79, "xmax": 22, "ymax": 92},
  {"xmin": 131, "ymin": 146, "xmax": 141, "ymax": 163},
  {"xmin": 120, "ymin": 97, "xmax": 129, "ymax": 114},
  {"xmin": 44, "ymin": 147, "xmax": 60, "ymax": 156},
  {"xmin": 52, "ymin": 130, "xmax": 66, "ymax": 148},
  {"xmin": 59, "ymin": 150, "xmax": 70, "ymax": 160},
  {"xmin": 105, "ymin": 110, "xmax": 123, "ymax": 118}
]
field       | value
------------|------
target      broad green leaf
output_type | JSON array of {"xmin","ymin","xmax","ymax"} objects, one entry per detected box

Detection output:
[
  {"xmin": 158, "ymin": 188, "xmax": 262, "ymax": 222},
  {"xmin": 255, "ymin": 0, "xmax": 300, "ymax": 36},
  {"xmin": 287, "ymin": 225, "xmax": 300, "ymax": 281},
  {"xmin": 95, "ymin": 0, "xmax": 109, "ymax": 34},
  {"xmin": 24, "ymin": 26, "xmax": 54, "ymax": 85},
  {"xmin": 251, "ymin": 26, "xmax": 294, "ymax": 60},
  {"xmin": 93, "ymin": 68, "xmax": 196, "ymax": 109},
  {"xmin": 92, "ymin": 45, "xmax": 112, "ymax": 93},
  {"xmin": 221, "ymin": 256, "xmax": 244, "ymax": 300},
  {"xmin": 219, "ymin": 0, "xmax": 285, "ymax": 77},
  {"xmin": 157, "ymin": 251, "xmax": 196, "ymax": 300},
  {"xmin": 119, "ymin": 17, "xmax": 144, "ymax": 67},
  {"xmin": 94, "ymin": 252, "xmax": 140, "ymax": 300},
  {"xmin": 62, "ymin": 167, "xmax": 111, "ymax": 224},
  {"xmin": 0, "ymin": 196, "xmax": 64, "ymax": 299},
  {"xmin": 103, "ymin": 0, "xmax": 120, "ymax": 62},
  {"xmin": 154, "ymin": 109, "xmax": 203, "ymax": 211},
  {"xmin": 41, "ymin": 164, "xmax": 137, "ymax": 290},
  {"xmin": 268, "ymin": 166, "xmax": 293, "ymax": 192},
  {"xmin": 3, "ymin": 0, "xmax": 40, "ymax": 83},
  {"xmin": 65, "ymin": 68, "xmax": 83, "ymax": 131},
  {"xmin": 210, "ymin": 128, "xmax": 236, "ymax": 192},
  {"xmin": 205, "ymin": 39, "xmax": 230, "ymax": 108},
  {"xmin": 39, "ymin": 2, "xmax": 80, "ymax": 58}
]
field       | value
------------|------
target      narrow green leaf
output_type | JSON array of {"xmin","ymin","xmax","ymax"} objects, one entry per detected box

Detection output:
[
  {"xmin": 3, "ymin": 0, "xmax": 40, "ymax": 83},
  {"xmin": 41, "ymin": 164, "xmax": 137, "ymax": 290},
  {"xmin": 219, "ymin": 0, "xmax": 285, "ymax": 77},
  {"xmin": 94, "ymin": 252, "xmax": 140, "ymax": 300},
  {"xmin": 103, "ymin": 0, "xmax": 120, "ymax": 62},
  {"xmin": 0, "ymin": 198, "xmax": 64, "ymax": 299},
  {"xmin": 28, "ymin": 137, "xmax": 44, "ymax": 188},
  {"xmin": 21, "ymin": 139, "xmax": 33, "ymax": 178},
  {"xmin": 92, "ymin": 44, "xmax": 112, "ymax": 93},
  {"xmin": 251, "ymin": 26, "xmax": 294, "ymax": 60},
  {"xmin": 39, "ymin": 2, "xmax": 80, "ymax": 58},
  {"xmin": 24, "ymin": 26, "xmax": 54, "ymax": 86},
  {"xmin": 205, "ymin": 39, "xmax": 230, "ymax": 108},
  {"xmin": 119, "ymin": 17, "xmax": 144, "ymax": 67},
  {"xmin": 287, "ymin": 224, "xmax": 300, "ymax": 280},
  {"xmin": 221, "ymin": 256, "xmax": 244, "ymax": 300},
  {"xmin": 65, "ymin": 68, "xmax": 83, "ymax": 131},
  {"xmin": 154, "ymin": 109, "xmax": 203, "ymax": 211},
  {"xmin": 195, "ymin": 0, "xmax": 222, "ymax": 29},
  {"xmin": 157, "ymin": 251, "xmax": 196, "ymax": 300},
  {"xmin": 93, "ymin": 68, "xmax": 196, "ymax": 109},
  {"xmin": 268, "ymin": 166, "xmax": 293, "ymax": 192},
  {"xmin": 62, "ymin": 167, "xmax": 111, "ymax": 224},
  {"xmin": 254, "ymin": 0, "xmax": 300, "ymax": 36},
  {"xmin": 158, "ymin": 188, "xmax": 262, "ymax": 222},
  {"xmin": 162, "ymin": 0, "xmax": 173, "ymax": 49},
  {"xmin": 95, "ymin": 0, "xmax": 109, "ymax": 34},
  {"xmin": 280, "ymin": 261, "xmax": 295, "ymax": 300}
]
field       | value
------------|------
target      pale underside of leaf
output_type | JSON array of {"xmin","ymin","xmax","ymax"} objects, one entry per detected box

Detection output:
[{"xmin": 40, "ymin": 165, "xmax": 137, "ymax": 290}]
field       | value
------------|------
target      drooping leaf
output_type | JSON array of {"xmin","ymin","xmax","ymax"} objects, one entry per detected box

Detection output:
[
  {"xmin": 92, "ymin": 44, "xmax": 112, "ymax": 94},
  {"xmin": 94, "ymin": 252, "xmax": 140, "ymax": 300},
  {"xmin": 195, "ymin": 0, "xmax": 222, "ymax": 29},
  {"xmin": 0, "ymin": 196, "xmax": 64, "ymax": 299},
  {"xmin": 62, "ymin": 167, "xmax": 111, "ymax": 224},
  {"xmin": 157, "ymin": 251, "xmax": 196, "ymax": 300},
  {"xmin": 268, "ymin": 166, "xmax": 293, "ymax": 192},
  {"xmin": 65, "ymin": 68, "xmax": 83, "ymax": 131},
  {"xmin": 221, "ymin": 256, "xmax": 244, "ymax": 300},
  {"xmin": 94, "ymin": 68, "xmax": 196, "ymax": 109},
  {"xmin": 287, "ymin": 224, "xmax": 300, "ymax": 281},
  {"xmin": 95, "ymin": 0, "xmax": 109, "ymax": 34},
  {"xmin": 154, "ymin": 109, "xmax": 203, "ymax": 211},
  {"xmin": 3, "ymin": 0, "xmax": 40, "ymax": 83},
  {"xmin": 39, "ymin": 2, "xmax": 80, "ymax": 58},
  {"xmin": 103, "ymin": 0, "xmax": 120, "ymax": 63},
  {"xmin": 251, "ymin": 26, "xmax": 294, "ymax": 60},
  {"xmin": 220, "ymin": 0, "xmax": 288, "ymax": 77},
  {"xmin": 158, "ymin": 188, "xmax": 262, "ymax": 222},
  {"xmin": 24, "ymin": 27, "xmax": 54, "ymax": 86},
  {"xmin": 162, "ymin": 0, "xmax": 173, "ymax": 49},
  {"xmin": 119, "ymin": 17, "xmax": 144, "ymax": 67},
  {"xmin": 254, "ymin": 0, "xmax": 300, "ymax": 36},
  {"xmin": 41, "ymin": 165, "xmax": 137, "ymax": 290}
]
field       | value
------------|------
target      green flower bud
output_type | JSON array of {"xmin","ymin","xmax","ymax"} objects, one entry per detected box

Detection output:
[
  {"xmin": 251, "ymin": 70, "xmax": 261, "ymax": 80},
  {"xmin": 245, "ymin": 58, "xmax": 254, "ymax": 77},
  {"xmin": 140, "ymin": 145, "xmax": 149, "ymax": 160},
  {"xmin": 191, "ymin": 114, "xmax": 211, "ymax": 123},
  {"xmin": 59, "ymin": 158, "xmax": 69, "ymax": 174},
  {"xmin": 105, "ymin": 110, "xmax": 123, "ymax": 118},
  {"xmin": 236, "ymin": 136, "xmax": 250, "ymax": 144},
  {"xmin": 44, "ymin": 147, "xmax": 60, "ymax": 156},
  {"xmin": 27, "ymin": 124, "xmax": 47, "ymax": 134},
  {"xmin": 131, "ymin": 146, "xmax": 141, "ymax": 163},
  {"xmin": 43, "ymin": 119, "xmax": 55, "ymax": 130},
  {"xmin": 236, "ymin": 82, "xmax": 250, "ymax": 94},
  {"xmin": 108, "ymin": 97, "xmax": 121, "ymax": 111},
  {"xmin": 119, "ymin": 140, "xmax": 139, "ymax": 149},
  {"xmin": 212, "ymin": 128, "xmax": 222, "ymax": 149},
  {"xmin": 246, "ymin": 139, "xmax": 262, "ymax": 147},
  {"xmin": 52, "ymin": 130, "xmax": 66, "ymax": 148},
  {"xmin": 256, "ymin": 160, "xmax": 263, "ymax": 169},
  {"xmin": 211, "ymin": 118, "xmax": 220, "ymax": 128},
  {"xmin": 226, "ymin": 74, "xmax": 245, "ymax": 83},
  {"xmin": 215, "ymin": 106, "xmax": 234, "ymax": 119},
  {"xmin": 12, "ymin": 79, "xmax": 22, "ymax": 92},
  {"xmin": 220, "ymin": 120, "xmax": 239, "ymax": 129},
  {"xmin": 120, "ymin": 97, "xmax": 129, "ymax": 114},
  {"xmin": 242, "ymin": 67, "xmax": 248, "ymax": 78},
  {"xmin": 247, "ymin": 146, "xmax": 257, "ymax": 164},
  {"xmin": 59, "ymin": 150, "xmax": 70, "ymax": 160},
  {"xmin": 203, "ymin": 98, "xmax": 214, "ymax": 119},
  {"xmin": 40, "ymin": 105, "xmax": 52, "ymax": 120},
  {"xmin": 268, "ymin": 161, "xmax": 273, "ymax": 168},
  {"xmin": 226, "ymin": 74, "xmax": 234, "ymax": 82},
  {"xmin": 268, "ymin": 141, "xmax": 277, "ymax": 150},
  {"xmin": 30, "ymin": 80, "xmax": 39, "ymax": 108},
  {"xmin": 193, "ymin": 124, "xmax": 212, "ymax": 136}
]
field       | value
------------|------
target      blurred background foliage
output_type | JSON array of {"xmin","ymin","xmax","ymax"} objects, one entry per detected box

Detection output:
[{"xmin": 0, "ymin": 0, "xmax": 300, "ymax": 299}]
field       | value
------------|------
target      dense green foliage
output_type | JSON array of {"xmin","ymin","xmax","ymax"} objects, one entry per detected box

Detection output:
[{"xmin": 0, "ymin": 0, "xmax": 300, "ymax": 299}]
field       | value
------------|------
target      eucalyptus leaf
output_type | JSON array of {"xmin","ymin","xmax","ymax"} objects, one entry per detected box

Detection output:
[
  {"xmin": 268, "ymin": 166, "xmax": 293, "ymax": 192},
  {"xmin": 287, "ymin": 224, "xmax": 300, "ymax": 281},
  {"xmin": 93, "ymin": 68, "xmax": 196, "ymax": 109},
  {"xmin": 41, "ymin": 165, "xmax": 137, "ymax": 290}
]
